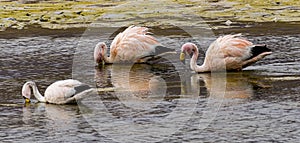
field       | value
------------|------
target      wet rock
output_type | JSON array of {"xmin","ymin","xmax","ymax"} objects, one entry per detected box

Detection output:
[
  {"xmin": 225, "ymin": 20, "xmax": 233, "ymax": 26},
  {"xmin": 39, "ymin": 16, "xmax": 48, "ymax": 22},
  {"xmin": 18, "ymin": 0, "xmax": 41, "ymax": 4},
  {"xmin": 207, "ymin": 0, "xmax": 220, "ymax": 2},
  {"xmin": 87, "ymin": 4, "xmax": 116, "ymax": 8},
  {"xmin": 3, "ymin": 17, "xmax": 16, "ymax": 21},
  {"xmin": 185, "ymin": 4, "xmax": 194, "ymax": 7},
  {"xmin": 54, "ymin": 11, "xmax": 64, "ymax": 15},
  {"xmin": 75, "ymin": 11, "xmax": 83, "ymax": 15}
]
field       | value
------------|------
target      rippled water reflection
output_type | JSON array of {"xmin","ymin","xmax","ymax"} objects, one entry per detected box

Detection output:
[{"xmin": 0, "ymin": 26, "xmax": 300, "ymax": 142}]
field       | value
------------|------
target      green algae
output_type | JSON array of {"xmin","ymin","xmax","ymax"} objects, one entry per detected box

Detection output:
[
  {"xmin": 0, "ymin": 0, "xmax": 117, "ymax": 30},
  {"xmin": 0, "ymin": 0, "xmax": 299, "ymax": 30}
]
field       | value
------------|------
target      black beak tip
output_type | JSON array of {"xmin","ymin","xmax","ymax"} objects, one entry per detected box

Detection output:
[{"xmin": 22, "ymin": 96, "xmax": 31, "ymax": 103}]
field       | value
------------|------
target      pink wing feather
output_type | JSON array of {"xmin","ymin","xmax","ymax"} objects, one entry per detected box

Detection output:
[
  {"xmin": 109, "ymin": 26, "xmax": 161, "ymax": 62},
  {"xmin": 206, "ymin": 34, "xmax": 255, "ymax": 70},
  {"xmin": 217, "ymin": 34, "xmax": 253, "ymax": 59}
]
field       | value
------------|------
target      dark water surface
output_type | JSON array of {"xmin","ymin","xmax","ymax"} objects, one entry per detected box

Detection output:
[{"xmin": 0, "ymin": 25, "xmax": 300, "ymax": 142}]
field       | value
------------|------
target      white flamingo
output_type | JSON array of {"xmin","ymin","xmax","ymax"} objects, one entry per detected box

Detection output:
[
  {"xmin": 94, "ymin": 25, "xmax": 173, "ymax": 64},
  {"xmin": 180, "ymin": 34, "xmax": 272, "ymax": 72},
  {"xmin": 21, "ymin": 79, "xmax": 113, "ymax": 104}
]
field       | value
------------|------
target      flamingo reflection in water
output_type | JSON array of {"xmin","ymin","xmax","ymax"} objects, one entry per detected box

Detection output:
[
  {"xmin": 21, "ymin": 103, "xmax": 97, "ymax": 140},
  {"xmin": 192, "ymin": 72, "xmax": 261, "ymax": 99},
  {"xmin": 94, "ymin": 64, "xmax": 183, "ymax": 101}
]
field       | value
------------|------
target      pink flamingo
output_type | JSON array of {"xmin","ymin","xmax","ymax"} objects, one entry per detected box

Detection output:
[
  {"xmin": 94, "ymin": 25, "xmax": 171, "ymax": 64},
  {"xmin": 180, "ymin": 34, "xmax": 272, "ymax": 72}
]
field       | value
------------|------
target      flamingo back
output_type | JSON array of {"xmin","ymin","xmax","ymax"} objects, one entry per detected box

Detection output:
[
  {"xmin": 109, "ymin": 26, "xmax": 161, "ymax": 63},
  {"xmin": 44, "ymin": 79, "xmax": 84, "ymax": 104},
  {"xmin": 204, "ymin": 34, "xmax": 255, "ymax": 70},
  {"xmin": 217, "ymin": 34, "xmax": 253, "ymax": 59}
]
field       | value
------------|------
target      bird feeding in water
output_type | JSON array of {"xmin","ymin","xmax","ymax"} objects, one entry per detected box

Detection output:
[
  {"xmin": 94, "ymin": 25, "xmax": 173, "ymax": 64},
  {"xmin": 21, "ymin": 79, "xmax": 114, "ymax": 104},
  {"xmin": 180, "ymin": 34, "xmax": 272, "ymax": 72}
]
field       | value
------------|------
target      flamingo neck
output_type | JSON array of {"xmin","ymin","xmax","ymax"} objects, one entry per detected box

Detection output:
[
  {"xmin": 103, "ymin": 46, "xmax": 113, "ymax": 63},
  {"xmin": 190, "ymin": 50, "xmax": 209, "ymax": 72},
  {"xmin": 30, "ymin": 84, "xmax": 46, "ymax": 102}
]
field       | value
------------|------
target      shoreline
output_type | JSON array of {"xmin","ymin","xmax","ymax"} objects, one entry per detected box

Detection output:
[
  {"xmin": 1, "ymin": 0, "xmax": 299, "ymax": 33},
  {"xmin": 1, "ymin": 22, "xmax": 299, "ymax": 39}
]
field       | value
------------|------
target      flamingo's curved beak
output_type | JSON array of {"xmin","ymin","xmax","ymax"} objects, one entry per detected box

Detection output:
[
  {"xmin": 180, "ymin": 52, "xmax": 185, "ymax": 64},
  {"xmin": 95, "ymin": 54, "xmax": 102, "ymax": 64},
  {"xmin": 23, "ymin": 96, "xmax": 31, "ymax": 103}
]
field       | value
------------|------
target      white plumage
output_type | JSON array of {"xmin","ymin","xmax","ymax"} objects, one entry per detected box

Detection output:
[{"xmin": 21, "ymin": 79, "xmax": 93, "ymax": 104}]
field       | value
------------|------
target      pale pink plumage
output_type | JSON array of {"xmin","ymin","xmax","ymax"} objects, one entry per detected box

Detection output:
[
  {"xmin": 94, "ymin": 25, "xmax": 162, "ymax": 64},
  {"xmin": 180, "ymin": 34, "xmax": 272, "ymax": 72}
]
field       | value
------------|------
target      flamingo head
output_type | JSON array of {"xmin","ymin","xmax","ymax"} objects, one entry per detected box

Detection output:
[
  {"xmin": 180, "ymin": 42, "xmax": 198, "ymax": 61},
  {"xmin": 21, "ymin": 81, "xmax": 35, "ymax": 103},
  {"xmin": 94, "ymin": 42, "xmax": 107, "ymax": 64}
]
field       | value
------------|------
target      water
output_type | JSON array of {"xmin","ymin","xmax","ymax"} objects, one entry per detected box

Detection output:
[{"xmin": 0, "ymin": 25, "xmax": 300, "ymax": 142}]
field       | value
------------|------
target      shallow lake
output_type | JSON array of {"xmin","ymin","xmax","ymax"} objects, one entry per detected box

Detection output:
[{"xmin": 0, "ymin": 24, "xmax": 300, "ymax": 142}]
